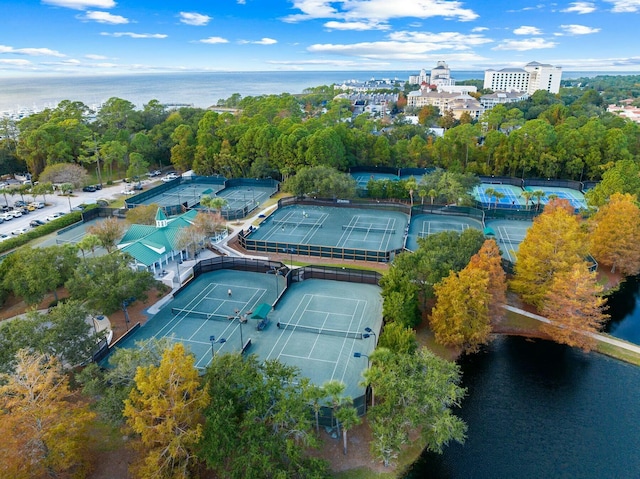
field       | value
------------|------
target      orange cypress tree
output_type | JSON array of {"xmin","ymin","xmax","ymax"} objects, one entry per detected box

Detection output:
[
  {"xmin": 430, "ymin": 266, "xmax": 491, "ymax": 353},
  {"xmin": 0, "ymin": 351, "xmax": 96, "ymax": 479},
  {"xmin": 510, "ymin": 198, "xmax": 587, "ymax": 309},
  {"xmin": 540, "ymin": 262, "xmax": 609, "ymax": 351},
  {"xmin": 588, "ymin": 192, "xmax": 640, "ymax": 275},
  {"xmin": 468, "ymin": 239, "xmax": 507, "ymax": 324}
]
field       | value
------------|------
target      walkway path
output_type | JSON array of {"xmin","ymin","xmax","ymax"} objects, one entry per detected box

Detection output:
[{"xmin": 502, "ymin": 304, "xmax": 640, "ymax": 355}]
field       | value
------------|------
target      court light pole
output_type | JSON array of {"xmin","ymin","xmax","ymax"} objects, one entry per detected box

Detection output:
[
  {"xmin": 209, "ymin": 335, "xmax": 226, "ymax": 360},
  {"xmin": 363, "ymin": 327, "xmax": 377, "ymax": 343},
  {"xmin": 354, "ymin": 352, "xmax": 374, "ymax": 408}
]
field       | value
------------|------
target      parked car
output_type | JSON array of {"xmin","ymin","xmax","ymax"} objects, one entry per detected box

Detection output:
[
  {"xmin": 10, "ymin": 210, "xmax": 22, "ymax": 218},
  {"xmin": 161, "ymin": 173, "xmax": 180, "ymax": 182},
  {"xmin": 133, "ymin": 184, "xmax": 144, "ymax": 191},
  {"xmin": 14, "ymin": 200, "xmax": 27, "ymax": 208},
  {"xmin": 30, "ymin": 201, "xmax": 45, "ymax": 209},
  {"xmin": 30, "ymin": 219, "xmax": 45, "ymax": 228},
  {"xmin": 149, "ymin": 170, "xmax": 162, "ymax": 177},
  {"xmin": 121, "ymin": 189, "xmax": 135, "ymax": 195},
  {"xmin": 0, "ymin": 212, "xmax": 13, "ymax": 221},
  {"xmin": 45, "ymin": 212, "xmax": 65, "ymax": 221},
  {"xmin": 0, "ymin": 233, "xmax": 9, "ymax": 242},
  {"xmin": 11, "ymin": 227, "xmax": 28, "ymax": 236},
  {"xmin": 82, "ymin": 185, "xmax": 97, "ymax": 192}
]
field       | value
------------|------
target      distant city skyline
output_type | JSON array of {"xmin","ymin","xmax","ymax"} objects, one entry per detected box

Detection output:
[{"xmin": 2, "ymin": 1, "xmax": 639, "ymax": 77}]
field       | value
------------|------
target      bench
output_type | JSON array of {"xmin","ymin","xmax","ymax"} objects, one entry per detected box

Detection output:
[{"xmin": 241, "ymin": 338, "xmax": 252, "ymax": 354}]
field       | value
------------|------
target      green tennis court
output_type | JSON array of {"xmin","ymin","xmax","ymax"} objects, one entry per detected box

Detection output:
[
  {"xmin": 249, "ymin": 205, "xmax": 408, "ymax": 252},
  {"xmin": 484, "ymin": 219, "xmax": 533, "ymax": 262},
  {"xmin": 38, "ymin": 217, "xmax": 124, "ymax": 257},
  {"xmin": 136, "ymin": 184, "xmax": 224, "ymax": 208},
  {"xmin": 107, "ymin": 270, "xmax": 381, "ymax": 399},
  {"xmin": 351, "ymin": 172, "xmax": 399, "ymax": 188},
  {"xmin": 406, "ymin": 214, "xmax": 484, "ymax": 251},
  {"xmin": 213, "ymin": 186, "xmax": 273, "ymax": 213}
]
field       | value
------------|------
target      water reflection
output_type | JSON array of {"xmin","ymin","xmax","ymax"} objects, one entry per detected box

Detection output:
[
  {"xmin": 605, "ymin": 276, "xmax": 640, "ymax": 343},
  {"xmin": 404, "ymin": 336, "xmax": 640, "ymax": 479}
]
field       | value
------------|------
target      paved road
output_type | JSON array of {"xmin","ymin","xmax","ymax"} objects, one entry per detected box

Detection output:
[
  {"xmin": 502, "ymin": 304, "xmax": 640, "ymax": 355},
  {"xmin": 0, "ymin": 180, "xmax": 156, "ymax": 238}
]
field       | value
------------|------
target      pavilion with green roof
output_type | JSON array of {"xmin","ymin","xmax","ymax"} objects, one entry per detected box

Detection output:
[{"xmin": 118, "ymin": 208, "xmax": 201, "ymax": 275}]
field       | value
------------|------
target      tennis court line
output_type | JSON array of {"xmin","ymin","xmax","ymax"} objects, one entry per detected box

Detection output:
[
  {"xmin": 279, "ymin": 353, "xmax": 337, "ymax": 365},
  {"xmin": 154, "ymin": 282, "xmax": 218, "ymax": 339},
  {"xmin": 334, "ymin": 298, "xmax": 368, "ymax": 384}
]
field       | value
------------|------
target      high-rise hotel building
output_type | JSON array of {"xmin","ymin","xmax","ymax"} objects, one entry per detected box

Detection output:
[{"xmin": 483, "ymin": 61, "xmax": 562, "ymax": 94}]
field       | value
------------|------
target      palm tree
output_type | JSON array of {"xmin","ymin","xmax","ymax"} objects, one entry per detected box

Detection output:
[
  {"xmin": 200, "ymin": 194, "xmax": 227, "ymax": 213},
  {"xmin": 428, "ymin": 188, "xmax": 437, "ymax": 206},
  {"xmin": 304, "ymin": 383, "xmax": 326, "ymax": 435},
  {"xmin": 77, "ymin": 234, "xmax": 101, "ymax": 259},
  {"xmin": 521, "ymin": 190, "xmax": 534, "ymax": 210},
  {"xmin": 531, "ymin": 190, "xmax": 546, "ymax": 211},
  {"xmin": 336, "ymin": 403, "xmax": 361, "ymax": 455},
  {"xmin": 0, "ymin": 186, "xmax": 13, "ymax": 207},
  {"xmin": 323, "ymin": 379, "xmax": 349, "ymax": 437},
  {"xmin": 484, "ymin": 187, "xmax": 496, "ymax": 209},
  {"xmin": 418, "ymin": 188, "xmax": 426, "ymax": 205},
  {"xmin": 492, "ymin": 190, "xmax": 505, "ymax": 209}
]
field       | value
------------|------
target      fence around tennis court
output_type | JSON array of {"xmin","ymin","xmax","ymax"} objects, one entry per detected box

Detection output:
[
  {"xmin": 238, "ymin": 197, "xmax": 409, "ymax": 263},
  {"xmin": 124, "ymin": 176, "xmax": 279, "ymax": 219}
]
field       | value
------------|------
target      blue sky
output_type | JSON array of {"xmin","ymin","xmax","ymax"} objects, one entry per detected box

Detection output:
[{"xmin": 1, "ymin": 0, "xmax": 639, "ymax": 76}]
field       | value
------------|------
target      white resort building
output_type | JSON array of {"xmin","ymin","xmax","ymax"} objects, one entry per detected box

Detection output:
[{"xmin": 483, "ymin": 61, "xmax": 562, "ymax": 94}]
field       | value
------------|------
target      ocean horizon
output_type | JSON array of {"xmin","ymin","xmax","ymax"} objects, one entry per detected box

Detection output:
[{"xmin": 0, "ymin": 70, "xmax": 637, "ymax": 114}]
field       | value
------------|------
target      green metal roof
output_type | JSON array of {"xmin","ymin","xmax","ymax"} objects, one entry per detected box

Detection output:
[{"xmin": 251, "ymin": 303, "xmax": 272, "ymax": 319}]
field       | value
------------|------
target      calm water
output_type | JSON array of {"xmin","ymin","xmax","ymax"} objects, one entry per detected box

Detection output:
[
  {"xmin": 0, "ymin": 70, "xmax": 632, "ymax": 113},
  {"xmin": 405, "ymin": 280, "xmax": 640, "ymax": 478},
  {"xmin": 405, "ymin": 336, "xmax": 640, "ymax": 479}
]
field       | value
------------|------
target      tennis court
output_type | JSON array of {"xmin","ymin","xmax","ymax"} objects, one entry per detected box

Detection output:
[
  {"xmin": 474, "ymin": 183, "xmax": 527, "ymax": 208},
  {"xmin": 266, "ymin": 278, "xmax": 382, "ymax": 398},
  {"xmin": 38, "ymin": 217, "xmax": 124, "ymax": 256},
  {"xmin": 212, "ymin": 186, "xmax": 273, "ymax": 214},
  {"xmin": 522, "ymin": 186, "xmax": 587, "ymax": 211},
  {"xmin": 136, "ymin": 184, "xmax": 224, "ymax": 208},
  {"xmin": 484, "ymin": 219, "xmax": 532, "ymax": 262},
  {"xmin": 351, "ymin": 172, "xmax": 399, "ymax": 188},
  {"xmin": 249, "ymin": 205, "xmax": 407, "ymax": 253},
  {"xmin": 107, "ymin": 270, "xmax": 381, "ymax": 399},
  {"xmin": 406, "ymin": 214, "xmax": 484, "ymax": 251}
]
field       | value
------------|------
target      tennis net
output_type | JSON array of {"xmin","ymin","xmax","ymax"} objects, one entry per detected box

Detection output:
[
  {"xmin": 278, "ymin": 322, "xmax": 363, "ymax": 339},
  {"xmin": 171, "ymin": 307, "xmax": 234, "ymax": 322},
  {"xmin": 272, "ymin": 219, "xmax": 322, "ymax": 228},
  {"xmin": 342, "ymin": 225, "xmax": 396, "ymax": 234}
]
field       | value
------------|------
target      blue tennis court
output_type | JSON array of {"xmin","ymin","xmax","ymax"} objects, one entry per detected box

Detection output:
[
  {"xmin": 523, "ymin": 186, "xmax": 587, "ymax": 211},
  {"xmin": 474, "ymin": 183, "xmax": 527, "ymax": 207}
]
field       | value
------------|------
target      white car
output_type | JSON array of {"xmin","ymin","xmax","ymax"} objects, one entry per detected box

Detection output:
[
  {"xmin": 11, "ymin": 227, "xmax": 28, "ymax": 236},
  {"xmin": 10, "ymin": 210, "xmax": 22, "ymax": 218},
  {"xmin": 121, "ymin": 189, "xmax": 135, "ymax": 195},
  {"xmin": 161, "ymin": 173, "xmax": 179, "ymax": 182},
  {"xmin": 0, "ymin": 212, "xmax": 13, "ymax": 221},
  {"xmin": 0, "ymin": 233, "xmax": 10, "ymax": 242},
  {"xmin": 45, "ymin": 212, "xmax": 65, "ymax": 221},
  {"xmin": 30, "ymin": 201, "xmax": 45, "ymax": 209}
]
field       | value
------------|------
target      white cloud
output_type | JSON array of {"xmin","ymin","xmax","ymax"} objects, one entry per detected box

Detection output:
[
  {"xmin": 513, "ymin": 26, "xmax": 542, "ymax": 35},
  {"xmin": 562, "ymin": 2, "xmax": 597, "ymax": 13},
  {"xmin": 101, "ymin": 32, "xmax": 167, "ymax": 39},
  {"xmin": 0, "ymin": 59, "xmax": 32, "ymax": 66},
  {"xmin": 604, "ymin": 0, "xmax": 640, "ymax": 12},
  {"xmin": 254, "ymin": 37, "xmax": 277, "ymax": 45},
  {"xmin": 324, "ymin": 20, "xmax": 389, "ymax": 31},
  {"xmin": 0, "ymin": 45, "xmax": 65, "ymax": 57},
  {"xmin": 42, "ymin": 0, "xmax": 116, "ymax": 9},
  {"xmin": 237, "ymin": 0, "xmax": 246, "ymax": 3},
  {"xmin": 197, "ymin": 36, "xmax": 229, "ymax": 44},
  {"xmin": 283, "ymin": 0, "xmax": 478, "ymax": 23},
  {"xmin": 493, "ymin": 37, "xmax": 557, "ymax": 51},
  {"xmin": 389, "ymin": 31, "xmax": 493, "ymax": 49},
  {"xmin": 239, "ymin": 37, "xmax": 278, "ymax": 45},
  {"xmin": 179, "ymin": 12, "xmax": 211, "ymax": 26},
  {"xmin": 560, "ymin": 24, "xmax": 600, "ymax": 34},
  {"xmin": 472, "ymin": 26, "xmax": 489, "ymax": 32},
  {"xmin": 80, "ymin": 11, "xmax": 128, "ymax": 24},
  {"xmin": 85, "ymin": 54, "xmax": 108, "ymax": 60}
]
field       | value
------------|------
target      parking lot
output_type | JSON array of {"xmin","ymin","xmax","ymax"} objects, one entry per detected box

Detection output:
[{"xmin": 0, "ymin": 181, "xmax": 141, "ymax": 240}]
